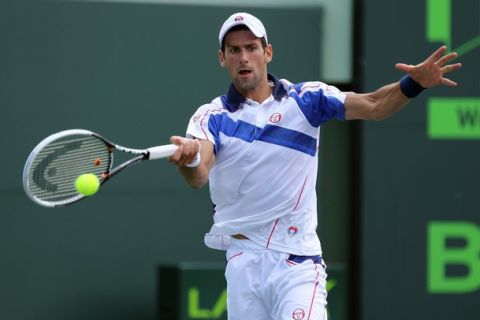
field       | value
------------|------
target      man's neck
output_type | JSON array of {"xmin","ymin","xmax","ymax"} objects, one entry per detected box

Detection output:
[{"xmin": 238, "ymin": 81, "xmax": 273, "ymax": 104}]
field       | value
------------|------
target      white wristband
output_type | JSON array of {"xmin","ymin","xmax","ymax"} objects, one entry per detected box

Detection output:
[{"xmin": 185, "ymin": 152, "xmax": 201, "ymax": 168}]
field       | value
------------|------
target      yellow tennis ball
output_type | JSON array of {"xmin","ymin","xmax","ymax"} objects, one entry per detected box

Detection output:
[{"xmin": 75, "ymin": 173, "xmax": 100, "ymax": 196}]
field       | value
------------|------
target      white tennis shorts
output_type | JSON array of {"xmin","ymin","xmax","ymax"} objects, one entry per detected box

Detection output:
[{"xmin": 225, "ymin": 238, "xmax": 328, "ymax": 320}]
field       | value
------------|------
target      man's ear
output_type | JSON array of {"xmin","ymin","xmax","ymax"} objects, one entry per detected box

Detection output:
[
  {"xmin": 265, "ymin": 44, "xmax": 273, "ymax": 63},
  {"xmin": 218, "ymin": 50, "xmax": 225, "ymax": 68}
]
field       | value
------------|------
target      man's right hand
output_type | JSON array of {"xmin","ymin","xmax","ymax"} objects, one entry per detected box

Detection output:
[{"xmin": 169, "ymin": 136, "xmax": 201, "ymax": 167}]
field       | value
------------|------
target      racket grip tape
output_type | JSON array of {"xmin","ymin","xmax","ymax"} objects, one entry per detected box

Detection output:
[{"xmin": 147, "ymin": 144, "xmax": 178, "ymax": 160}]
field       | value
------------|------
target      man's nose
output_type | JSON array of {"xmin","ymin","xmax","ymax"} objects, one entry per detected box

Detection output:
[{"xmin": 239, "ymin": 49, "xmax": 248, "ymax": 63}]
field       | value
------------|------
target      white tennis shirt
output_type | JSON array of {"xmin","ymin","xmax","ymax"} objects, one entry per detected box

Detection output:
[{"xmin": 186, "ymin": 75, "xmax": 346, "ymax": 256}]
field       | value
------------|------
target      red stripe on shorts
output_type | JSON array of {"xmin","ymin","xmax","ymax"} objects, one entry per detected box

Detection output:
[
  {"xmin": 307, "ymin": 264, "xmax": 320, "ymax": 320},
  {"xmin": 226, "ymin": 252, "xmax": 243, "ymax": 264}
]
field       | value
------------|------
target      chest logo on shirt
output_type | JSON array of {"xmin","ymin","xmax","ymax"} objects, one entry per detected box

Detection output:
[
  {"xmin": 288, "ymin": 226, "xmax": 299, "ymax": 238},
  {"xmin": 269, "ymin": 112, "xmax": 282, "ymax": 123},
  {"xmin": 292, "ymin": 308, "xmax": 305, "ymax": 319}
]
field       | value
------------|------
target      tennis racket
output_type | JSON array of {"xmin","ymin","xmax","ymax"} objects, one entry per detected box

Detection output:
[{"xmin": 23, "ymin": 129, "xmax": 178, "ymax": 208}]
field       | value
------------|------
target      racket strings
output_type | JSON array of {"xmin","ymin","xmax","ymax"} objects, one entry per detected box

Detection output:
[{"xmin": 28, "ymin": 135, "xmax": 111, "ymax": 202}]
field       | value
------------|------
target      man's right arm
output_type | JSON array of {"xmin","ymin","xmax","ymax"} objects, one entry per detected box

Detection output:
[{"xmin": 169, "ymin": 136, "xmax": 215, "ymax": 189}]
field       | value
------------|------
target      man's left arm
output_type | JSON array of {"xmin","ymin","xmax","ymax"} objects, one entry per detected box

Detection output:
[{"xmin": 345, "ymin": 46, "xmax": 462, "ymax": 120}]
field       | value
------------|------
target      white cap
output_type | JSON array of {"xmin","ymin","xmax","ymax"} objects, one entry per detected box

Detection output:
[{"xmin": 218, "ymin": 12, "xmax": 268, "ymax": 46}]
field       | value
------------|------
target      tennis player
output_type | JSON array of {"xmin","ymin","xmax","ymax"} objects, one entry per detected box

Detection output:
[{"xmin": 168, "ymin": 12, "xmax": 461, "ymax": 320}]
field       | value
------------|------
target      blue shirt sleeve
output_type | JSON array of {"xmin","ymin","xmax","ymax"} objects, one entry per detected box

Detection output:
[{"xmin": 290, "ymin": 82, "xmax": 347, "ymax": 127}]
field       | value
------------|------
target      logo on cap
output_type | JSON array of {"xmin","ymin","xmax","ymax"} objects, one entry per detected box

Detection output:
[{"xmin": 234, "ymin": 16, "xmax": 244, "ymax": 22}]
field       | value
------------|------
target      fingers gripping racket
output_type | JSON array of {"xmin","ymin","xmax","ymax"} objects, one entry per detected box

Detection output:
[{"xmin": 23, "ymin": 129, "xmax": 178, "ymax": 207}]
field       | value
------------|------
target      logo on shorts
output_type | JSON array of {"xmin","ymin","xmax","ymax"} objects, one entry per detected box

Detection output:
[
  {"xmin": 269, "ymin": 112, "xmax": 282, "ymax": 123},
  {"xmin": 288, "ymin": 226, "xmax": 299, "ymax": 238},
  {"xmin": 292, "ymin": 308, "xmax": 305, "ymax": 320}
]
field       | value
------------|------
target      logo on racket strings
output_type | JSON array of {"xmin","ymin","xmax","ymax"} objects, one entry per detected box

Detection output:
[{"xmin": 32, "ymin": 141, "xmax": 83, "ymax": 192}]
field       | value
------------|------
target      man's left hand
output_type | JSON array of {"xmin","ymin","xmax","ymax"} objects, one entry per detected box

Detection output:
[{"xmin": 395, "ymin": 46, "xmax": 462, "ymax": 88}]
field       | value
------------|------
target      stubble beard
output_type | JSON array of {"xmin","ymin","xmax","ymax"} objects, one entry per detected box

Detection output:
[{"xmin": 233, "ymin": 74, "xmax": 260, "ymax": 94}]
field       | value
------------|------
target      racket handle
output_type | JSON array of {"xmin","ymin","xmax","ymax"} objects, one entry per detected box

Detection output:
[{"xmin": 147, "ymin": 144, "xmax": 178, "ymax": 160}]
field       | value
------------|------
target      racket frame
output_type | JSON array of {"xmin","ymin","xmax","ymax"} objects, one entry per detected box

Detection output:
[{"xmin": 23, "ymin": 129, "xmax": 176, "ymax": 208}]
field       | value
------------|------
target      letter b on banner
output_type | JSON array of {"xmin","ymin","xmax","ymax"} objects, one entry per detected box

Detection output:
[{"xmin": 428, "ymin": 221, "xmax": 480, "ymax": 293}]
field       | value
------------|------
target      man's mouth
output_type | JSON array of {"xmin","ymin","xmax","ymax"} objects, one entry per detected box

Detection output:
[{"xmin": 239, "ymin": 69, "xmax": 252, "ymax": 76}]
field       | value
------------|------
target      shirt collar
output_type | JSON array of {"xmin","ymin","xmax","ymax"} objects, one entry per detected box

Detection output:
[{"xmin": 221, "ymin": 74, "xmax": 287, "ymax": 112}]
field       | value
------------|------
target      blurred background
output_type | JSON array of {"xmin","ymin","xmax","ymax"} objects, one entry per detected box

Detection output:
[{"xmin": 1, "ymin": 0, "xmax": 478, "ymax": 319}]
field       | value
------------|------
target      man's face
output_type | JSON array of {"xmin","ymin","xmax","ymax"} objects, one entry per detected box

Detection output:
[{"xmin": 218, "ymin": 29, "xmax": 272, "ymax": 94}]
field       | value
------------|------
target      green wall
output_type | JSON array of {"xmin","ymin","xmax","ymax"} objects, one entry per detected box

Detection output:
[
  {"xmin": 361, "ymin": 0, "xmax": 480, "ymax": 319},
  {"xmin": 1, "ymin": 1, "xmax": 349, "ymax": 319}
]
